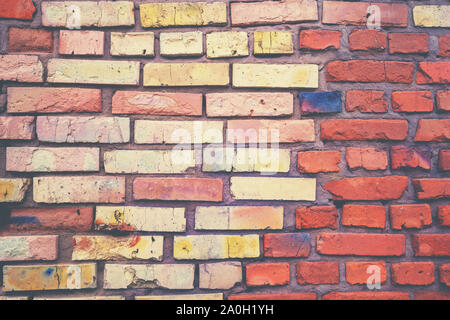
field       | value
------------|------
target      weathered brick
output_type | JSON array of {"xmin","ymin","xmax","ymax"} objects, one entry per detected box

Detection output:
[
  {"xmin": 111, "ymin": 32, "xmax": 154, "ymax": 57},
  {"xmin": 7, "ymin": 87, "xmax": 101, "ymax": 113},
  {"xmin": 104, "ymin": 264, "xmax": 194, "ymax": 289},
  {"xmin": 136, "ymin": 294, "xmax": 222, "ymax": 300},
  {"xmin": 321, "ymin": 119, "xmax": 408, "ymax": 141},
  {"xmin": 72, "ymin": 235, "xmax": 163, "ymax": 261},
  {"xmin": 437, "ymin": 91, "xmax": 450, "ymax": 112},
  {"xmin": 438, "ymin": 206, "xmax": 450, "ymax": 227},
  {"xmin": 35, "ymin": 296, "xmax": 124, "ymax": 301},
  {"xmin": 33, "ymin": 176, "xmax": 125, "ymax": 204},
  {"xmin": 47, "ymin": 59, "xmax": 139, "ymax": 85},
  {"xmin": 264, "ymin": 233, "xmax": 311, "ymax": 258},
  {"xmin": 195, "ymin": 206, "xmax": 283, "ymax": 230},
  {"xmin": 254, "ymin": 31, "xmax": 293, "ymax": 55},
  {"xmin": 348, "ymin": 29, "xmax": 386, "ymax": 52},
  {"xmin": 160, "ymin": 32, "xmax": 202, "ymax": 57},
  {"xmin": 0, "ymin": 235, "xmax": 57, "ymax": 261},
  {"xmin": 229, "ymin": 293, "xmax": 316, "ymax": 300},
  {"xmin": 300, "ymin": 91, "xmax": 341, "ymax": 114},
  {"xmin": 392, "ymin": 91, "xmax": 433, "ymax": 113},
  {"xmin": 297, "ymin": 151, "xmax": 340, "ymax": 173},
  {"xmin": 230, "ymin": 177, "xmax": 316, "ymax": 201},
  {"xmin": 296, "ymin": 262, "xmax": 339, "ymax": 285},
  {"xmin": 246, "ymin": 263, "xmax": 290, "ymax": 286},
  {"xmin": 42, "ymin": 1, "xmax": 135, "ymax": 27},
  {"xmin": 323, "ymin": 291, "xmax": 409, "ymax": 300},
  {"xmin": 299, "ymin": 30, "xmax": 340, "ymax": 50},
  {"xmin": 391, "ymin": 146, "xmax": 431, "ymax": 170},
  {"xmin": 173, "ymin": 235, "xmax": 259, "ymax": 260},
  {"xmin": 317, "ymin": 233, "xmax": 405, "ymax": 256},
  {"xmin": 392, "ymin": 262, "xmax": 434, "ymax": 285},
  {"xmin": 323, "ymin": 1, "xmax": 408, "ymax": 26},
  {"xmin": 135, "ymin": 120, "xmax": 223, "ymax": 144},
  {"xmin": 227, "ymin": 119, "xmax": 315, "ymax": 143},
  {"xmin": 390, "ymin": 204, "xmax": 432, "ymax": 230},
  {"xmin": 417, "ymin": 62, "xmax": 450, "ymax": 84},
  {"xmin": 414, "ymin": 119, "xmax": 450, "ymax": 142},
  {"xmin": 413, "ymin": 179, "xmax": 450, "ymax": 200},
  {"xmin": 140, "ymin": 2, "xmax": 227, "ymax": 28},
  {"xmin": 199, "ymin": 262, "xmax": 242, "ymax": 289},
  {"xmin": 206, "ymin": 32, "xmax": 248, "ymax": 58},
  {"xmin": 413, "ymin": 5, "xmax": 450, "ymax": 27},
  {"xmin": 4, "ymin": 207, "xmax": 93, "ymax": 234},
  {"xmin": 203, "ymin": 147, "xmax": 290, "ymax": 173},
  {"xmin": 412, "ymin": 234, "xmax": 450, "ymax": 257},
  {"xmin": 414, "ymin": 291, "xmax": 450, "ymax": 300},
  {"xmin": 95, "ymin": 206, "xmax": 185, "ymax": 232},
  {"xmin": 389, "ymin": 33, "xmax": 429, "ymax": 54},
  {"xmin": 346, "ymin": 262, "xmax": 387, "ymax": 285},
  {"xmin": 0, "ymin": 55, "xmax": 43, "ymax": 82},
  {"xmin": 0, "ymin": 178, "xmax": 30, "ymax": 203},
  {"xmin": 342, "ymin": 205, "xmax": 386, "ymax": 229},
  {"xmin": 0, "ymin": 116, "xmax": 34, "ymax": 140},
  {"xmin": 231, "ymin": 0, "xmax": 318, "ymax": 26},
  {"xmin": 296, "ymin": 206, "xmax": 338, "ymax": 230},
  {"xmin": 8, "ymin": 28, "xmax": 53, "ymax": 53},
  {"xmin": 37, "ymin": 116, "xmax": 130, "ymax": 144},
  {"xmin": 324, "ymin": 176, "xmax": 408, "ymax": 200},
  {"xmin": 440, "ymin": 150, "xmax": 450, "ymax": 171},
  {"xmin": 233, "ymin": 64, "xmax": 318, "ymax": 88},
  {"xmin": 133, "ymin": 177, "xmax": 223, "ymax": 202},
  {"xmin": 206, "ymin": 92, "xmax": 293, "ymax": 117},
  {"xmin": 144, "ymin": 63, "xmax": 229, "ymax": 86},
  {"xmin": 0, "ymin": 0, "xmax": 35, "ymax": 20},
  {"xmin": 104, "ymin": 150, "xmax": 195, "ymax": 174},
  {"xmin": 440, "ymin": 264, "xmax": 450, "ymax": 286},
  {"xmin": 3, "ymin": 264, "xmax": 96, "ymax": 291},
  {"xmin": 59, "ymin": 30, "xmax": 104, "ymax": 56},
  {"xmin": 346, "ymin": 90, "xmax": 388, "ymax": 113},
  {"xmin": 345, "ymin": 148, "xmax": 388, "ymax": 171},
  {"xmin": 438, "ymin": 35, "xmax": 450, "ymax": 57}
]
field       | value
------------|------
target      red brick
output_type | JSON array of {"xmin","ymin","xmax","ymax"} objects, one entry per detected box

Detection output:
[
  {"xmin": 438, "ymin": 35, "xmax": 450, "ymax": 57},
  {"xmin": 133, "ymin": 177, "xmax": 223, "ymax": 202},
  {"xmin": 321, "ymin": 119, "xmax": 408, "ymax": 141},
  {"xmin": 440, "ymin": 264, "xmax": 450, "ymax": 286},
  {"xmin": 324, "ymin": 176, "xmax": 408, "ymax": 201},
  {"xmin": 296, "ymin": 206, "xmax": 338, "ymax": 230},
  {"xmin": 390, "ymin": 204, "xmax": 432, "ymax": 230},
  {"xmin": 0, "ymin": 0, "xmax": 36, "ymax": 20},
  {"xmin": 246, "ymin": 263, "xmax": 290, "ymax": 286},
  {"xmin": 412, "ymin": 234, "xmax": 450, "ymax": 257},
  {"xmin": 413, "ymin": 179, "xmax": 450, "ymax": 200},
  {"xmin": 342, "ymin": 205, "xmax": 386, "ymax": 229},
  {"xmin": 392, "ymin": 91, "xmax": 433, "ymax": 113},
  {"xmin": 414, "ymin": 291, "xmax": 450, "ymax": 300},
  {"xmin": 322, "ymin": 1, "xmax": 408, "ymax": 27},
  {"xmin": 264, "ymin": 233, "xmax": 310, "ymax": 258},
  {"xmin": 59, "ymin": 30, "xmax": 104, "ymax": 56},
  {"xmin": 417, "ymin": 62, "xmax": 450, "ymax": 84},
  {"xmin": 345, "ymin": 90, "xmax": 388, "ymax": 113},
  {"xmin": 0, "ymin": 116, "xmax": 34, "ymax": 140},
  {"xmin": 323, "ymin": 291, "xmax": 409, "ymax": 300},
  {"xmin": 348, "ymin": 29, "xmax": 386, "ymax": 52},
  {"xmin": 297, "ymin": 151, "xmax": 340, "ymax": 173},
  {"xmin": 345, "ymin": 261, "xmax": 387, "ymax": 285},
  {"xmin": 438, "ymin": 206, "xmax": 450, "ymax": 227},
  {"xmin": 437, "ymin": 90, "xmax": 450, "ymax": 112},
  {"xmin": 392, "ymin": 262, "xmax": 434, "ymax": 285},
  {"xmin": 345, "ymin": 147, "xmax": 388, "ymax": 171},
  {"xmin": 317, "ymin": 233, "xmax": 405, "ymax": 256},
  {"xmin": 8, "ymin": 28, "xmax": 53, "ymax": 53},
  {"xmin": 391, "ymin": 146, "xmax": 431, "ymax": 170},
  {"xmin": 2, "ymin": 207, "xmax": 93, "ymax": 234},
  {"xmin": 439, "ymin": 150, "xmax": 450, "ymax": 171},
  {"xmin": 296, "ymin": 262, "xmax": 339, "ymax": 285},
  {"xmin": 414, "ymin": 119, "xmax": 450, "ymax": 142},
  {"xmin": 385, "ymin": 61, "xmax": 414, "ymax": 83},
  {"xmin": 388, "ymin": 33, "xmax": 429, "ymax": 54},
  {"xmin": 299, "ymin": 30, "xmax": 340, "ymax": 50},
  {"xmin": 228, "ymin": 293, "xmax": 316, "ymax": 300}
]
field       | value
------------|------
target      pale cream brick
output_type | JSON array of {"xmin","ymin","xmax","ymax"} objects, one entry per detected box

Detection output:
[
  {"xmin": 0, "ymin": 235, "xmax": 58, "ymax": 261},
  {"xmin": 230, "ymin": 177, "xmax": 316, "ymax": 201},
  {"xmin": 95, "ymin": 206, "xmax": 186, "ymax": 232},
  {"xmin": 111, "ymin": 32, "xmax": 154, "ymax": 57},
  {"xmin": 0, "ymin": 178, "xmax": 30, "ymax": 203},
  {"xmin": 413, "ymin": 5, "xmax": 450, "ymax": 27},
  {"xmin": 199, "ymin": 262, "xmax": 242, "ymax": 289},
  {"xmin": 206, "ymin": 32, "xmax": 249, "ymax": 58},
  {"xmin": 103, "ymin": 264, "xmax": 195, "ymax": 289},
  {"xmin": 160, "ymin": 32, "xmax": 203, "ymax": 57},
  {"xmin": 136, "ymin": 293, "xmax": 223, "ymax": 300},
  {"xmin": 254, "ymin": 31, "xmax": 293, "ymax": 55}
]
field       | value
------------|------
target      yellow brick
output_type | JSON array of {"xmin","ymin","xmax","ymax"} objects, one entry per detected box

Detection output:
[
  {"xmin": 160, "ymin": 32, "xmax": 203, "ymax": 56},
  {"xmin": 233, "ymin": 63, "xmax": 318, "ymax": 88},
  {"xmin": 140, "ymin": 2, "xmax": 227, "ymax": 28},
  {"xmin": 254, "ymin": 31, "xmax": 293, "ymax": 55},
  {"xmin": 0, "ymin": 178, "xmax": 30, "ymax": 202},
  {"xmin": 230, "ymin": 177, "xmax": 316, "ymax": 201},
  {"xmin": 111, "ymin": 32, "xmax": 154, "ymax": 56},
  {"xmin": 143, "ymin": 63, "xmax": 229, "ymax": 86},
  {"xmin": 206, "ymin": 32, "xmax": 249, "ymax": 58},
  {"xmin": 136, "ymin": 293, "xmax": 223, "ymax": 300},
  {"xmin": 413, "ymin": 5, "xmax": 450, "ymax": 27}
]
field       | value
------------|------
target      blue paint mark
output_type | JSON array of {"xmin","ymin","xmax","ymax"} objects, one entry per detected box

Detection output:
[
  {"xmin": 10, "ymin": 216, "xmax": 40, "ymax": 226},
  {"xmin": 44, "ymin": 268, "xmax": 54, "ymax": 276},
  {"xmin": 300, "ymin": 91, "xmax": 342, "ymax": 114}
]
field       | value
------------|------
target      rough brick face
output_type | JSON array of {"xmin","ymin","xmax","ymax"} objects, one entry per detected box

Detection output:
[
  {"xmin": 390, "ymin": 204, "xmax": 432, "ymax": 230},
  {"xmin": 342, "ymin": 205, "xmax": 386, "ymax": 229},
  {"xmin": 388, "ymin": 33, "xmax": 429, "ymax": 54},
  {"xmin": 296, "ymin": 206, "xmax": 338, "ymax": 230},
  {"xmin": 299, "ymin": 30, "xmax": 340, "ymax": 50},
  {"xmin": 246, "ymin": 263, "xmax": 290, "ymax": 286},
  {"xmin": 346, "ymin": 262, "xmax": 387, "ymax": 285},
  {"xmin": 348, "ymin": 30, "xmax": 386, "ymax": 52},
  {"xmin": 8, "ymin": 28, "xmax": 53, "ymax": 53},
  {"xmin": 392, "ymin": 263, "xmax": 435, "ymax": 285},
  {"xmin": 297, "ymin": 151, "xmax": 340, "ymax": 173},
  {"xmin": 345, "ymin": 148, "xmax": 388, "ymax": 171},
  {"xmin": 296, "ymin": 261, "xmax": 339, "ymax": 285}
]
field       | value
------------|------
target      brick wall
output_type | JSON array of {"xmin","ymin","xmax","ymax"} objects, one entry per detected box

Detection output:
[{"xmin": 0, "ymin": 0, "xmax": 449, "ymax": 300}]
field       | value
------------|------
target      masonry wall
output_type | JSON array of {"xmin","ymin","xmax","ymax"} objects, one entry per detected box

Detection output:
[{"xmin": 0, "ymin": 0, "xmax": 449, "ymax": 300}]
